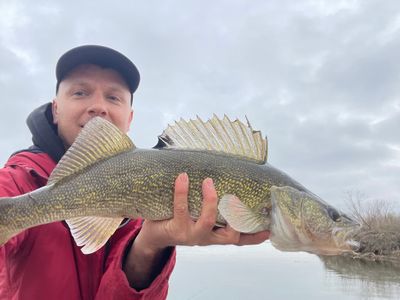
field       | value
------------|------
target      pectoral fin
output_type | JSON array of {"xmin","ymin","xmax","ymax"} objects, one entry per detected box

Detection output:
[
  {"xmin": 218, "ymin": 194, "xmax": 266, "ymax": 233},
  {"xmin": 66, "ymin": 216, "xmax": 124, "ymax": 254}
]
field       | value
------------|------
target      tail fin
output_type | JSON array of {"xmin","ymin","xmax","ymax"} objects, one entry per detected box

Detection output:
[{"xmin": 0, "ymin": 196, "xmax": 19, "ymax": 246}]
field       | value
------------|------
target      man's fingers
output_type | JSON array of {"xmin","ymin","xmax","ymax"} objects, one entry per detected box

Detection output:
[
  {"xmin": 236, "ymin": 230, "xmax": 270, "ymax": 246},
  {"xmin": 195, "ymin": 178, "xmax": 218, "ymax": 234},
  {"xmin": 211, "ymin": 224, "xmax": 241, "ymax": 245},
  {"xmin": 211, "ymin": 225, "xmax": 269, "ymax": 246},
  {"xmin": 173, "ymin": 173, "xmax": 190, "ymax": 220}
]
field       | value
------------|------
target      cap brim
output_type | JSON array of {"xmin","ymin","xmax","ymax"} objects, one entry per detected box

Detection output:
[{"xmin": 56, "ymin": 45, "xmax": 140, "ymax": 93}]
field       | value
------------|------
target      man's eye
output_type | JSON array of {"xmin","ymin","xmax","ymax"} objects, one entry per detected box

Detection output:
[
  {"xmin": 73, "ymin": 91, "xmax": 86, "ymax": 97},
  {"xmin": 108, "ymin": 95, "xmax": 120, "ymax": 102}
]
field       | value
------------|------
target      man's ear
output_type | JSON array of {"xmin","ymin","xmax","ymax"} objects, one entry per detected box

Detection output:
[
  {"xmin": 127, "ymin": 109, "xmax": 134, "ymax": 131},
  {"xmin": 52, "ymin": 99, "xmax": 59, "ymax": 124}
]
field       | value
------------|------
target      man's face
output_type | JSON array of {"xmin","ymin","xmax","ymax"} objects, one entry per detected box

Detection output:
[{"xmin": 53, "ymin": 64, "xmax": 133, "ymax": 148}]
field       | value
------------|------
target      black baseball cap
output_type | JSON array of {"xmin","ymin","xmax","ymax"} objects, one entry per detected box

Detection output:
[{"xmin": 55, "ymin": 45, "xmax": 140, "ymax": 94}]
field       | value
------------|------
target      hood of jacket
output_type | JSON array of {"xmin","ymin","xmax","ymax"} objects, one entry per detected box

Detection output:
[{"xmin": 26, "ymin": 102, "xmax": 65, "ymax": 163}]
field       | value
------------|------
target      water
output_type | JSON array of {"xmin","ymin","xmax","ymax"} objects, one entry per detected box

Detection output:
[{"xmin": 169, "ymin": 242, "xmax": 400, "ymax": 299}]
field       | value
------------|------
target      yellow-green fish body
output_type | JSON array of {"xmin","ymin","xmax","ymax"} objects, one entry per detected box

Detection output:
[{"xmin": 0, "ymin": 116, "xmax": 359, "ymax": 255}]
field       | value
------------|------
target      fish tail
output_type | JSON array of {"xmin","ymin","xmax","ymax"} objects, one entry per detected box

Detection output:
[
  {"xmin": 0, "ymin": 195, "xmax": 30, "ymax": 246},
  {"xmin": 0, "ymin": 196, "xmax": 16, "ymax": 246}
]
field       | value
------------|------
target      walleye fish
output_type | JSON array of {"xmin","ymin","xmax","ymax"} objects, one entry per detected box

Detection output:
[{"xmin": 0, "ymin": 116, "xmax": 359, "ymax": 255}]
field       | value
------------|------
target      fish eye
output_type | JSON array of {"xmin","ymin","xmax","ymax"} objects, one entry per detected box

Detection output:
[{"xmin": 328, "ymin": 207, "xmax": 341, "ymax": 222}]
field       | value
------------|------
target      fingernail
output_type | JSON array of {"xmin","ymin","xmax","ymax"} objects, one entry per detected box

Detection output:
[
  {"xmin": 204, "ymin": 178, "xmax": 214, "ymax": 188},
  {"xmin": 180, "ymin": 172, "xmax": 188, "ymax": 183}
]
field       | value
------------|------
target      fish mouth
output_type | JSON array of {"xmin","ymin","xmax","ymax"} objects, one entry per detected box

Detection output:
[
  {"xmin": 269, "ymin": 187, "xmax": 359, "ymax": 255},
  {"xmin": 331, "ymin": 226, "xmax": 361, "ymax": 252}
]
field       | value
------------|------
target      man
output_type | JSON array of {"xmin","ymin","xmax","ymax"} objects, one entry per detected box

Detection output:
[{"xmin": 0, "ymin": 45, "xmax": 269, "ymax": 299}]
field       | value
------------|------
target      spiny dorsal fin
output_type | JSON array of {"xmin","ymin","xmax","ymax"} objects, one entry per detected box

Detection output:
[
  {"xmin": 157, "ymin": 115, "xmax": 268, "ymax": 164},
  {"xmin": 66, "ymin": 216, "xmax": 124, "ymax": 254},
  {"xmin": 48, "ymin": 117, "xmax": 135, "ymax": 185}
]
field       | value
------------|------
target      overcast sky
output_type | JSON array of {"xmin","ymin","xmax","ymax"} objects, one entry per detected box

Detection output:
[{"xmin": 1, "ymin": 0, "xmax": 399, "ymax": 210}]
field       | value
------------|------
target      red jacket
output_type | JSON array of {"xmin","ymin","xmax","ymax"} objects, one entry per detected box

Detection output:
[{"xmin": 0, "ymin": 151, "xmax": 176, "ymax": 300}]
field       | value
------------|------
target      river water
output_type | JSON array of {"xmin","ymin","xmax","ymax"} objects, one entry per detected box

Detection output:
[{"xmin": 169, "ymin": 242, "xmax": 400, "ymax": 299}]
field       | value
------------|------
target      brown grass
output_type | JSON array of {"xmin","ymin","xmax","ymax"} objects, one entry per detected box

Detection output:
[{"xmin": 345, "ymin": 193, "xmax": 400, "ymax": 258}]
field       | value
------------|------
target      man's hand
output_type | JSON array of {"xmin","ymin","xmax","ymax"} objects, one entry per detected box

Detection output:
[{"xmin": 123, "ymin": 173, "xmax": 270, "ymax": 289}]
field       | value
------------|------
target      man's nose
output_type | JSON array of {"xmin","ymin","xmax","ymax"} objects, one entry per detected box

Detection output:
[{"xmin": 87, "ymin": 96, "xmax": 107, "ymax": 117}]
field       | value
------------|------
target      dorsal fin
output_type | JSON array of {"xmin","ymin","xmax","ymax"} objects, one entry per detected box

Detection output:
[
  {"xmin": 157, "ymin": 115, "xmax": 268, "ymax": 164},
  {"xmin": 48, "ymin": 117, "xmax": 135, "ymax": 185}
]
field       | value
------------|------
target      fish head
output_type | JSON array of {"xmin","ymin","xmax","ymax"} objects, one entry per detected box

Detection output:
[{"xmin": 269, "ymin": 186, "xmax": 360, "ymax": 255}]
